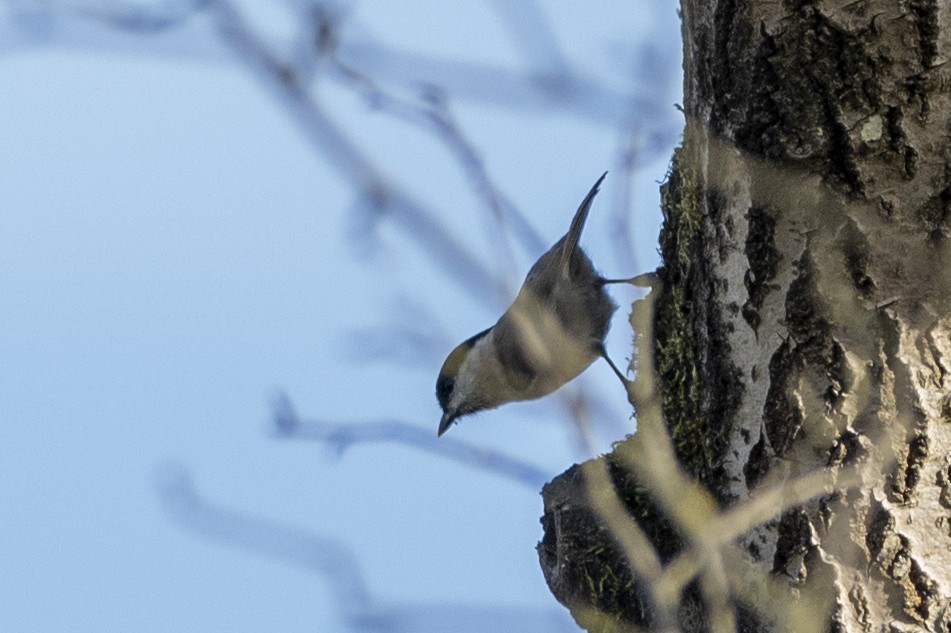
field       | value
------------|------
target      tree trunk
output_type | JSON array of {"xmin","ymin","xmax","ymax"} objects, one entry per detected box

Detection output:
[{"xmin": 538, "ymin": 2, "xmax": 951, "ymax": 631}]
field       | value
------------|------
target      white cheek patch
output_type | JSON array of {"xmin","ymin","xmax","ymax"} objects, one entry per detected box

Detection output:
[{"xmin": 452, "ymin": 335, "xmax": 525, "ymax": 411}]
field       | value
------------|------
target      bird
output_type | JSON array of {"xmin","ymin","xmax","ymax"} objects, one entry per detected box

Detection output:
[{"xmin": 436, "ymin": 172, "xmax": 631, "ymax": 436}]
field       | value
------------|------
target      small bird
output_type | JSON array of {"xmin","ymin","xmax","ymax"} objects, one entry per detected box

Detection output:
[{"xmin": 436, "ymin": 173, "xmax": 630, "ymax": 436}]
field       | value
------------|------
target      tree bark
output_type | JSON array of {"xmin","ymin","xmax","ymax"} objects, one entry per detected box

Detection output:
[{"xmin": 539, "ymin": 1, "xmax": 951, "ymax": 631}]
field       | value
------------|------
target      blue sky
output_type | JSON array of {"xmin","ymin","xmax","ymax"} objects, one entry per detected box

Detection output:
[{"xmin": 0, "ymin": 2, "xmax": 682, "ymax": 631}]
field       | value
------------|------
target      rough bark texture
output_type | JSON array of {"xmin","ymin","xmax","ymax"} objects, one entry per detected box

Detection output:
[{"xmin": 539, "ymin": 1, "xmax": 951, "ymax": 631}]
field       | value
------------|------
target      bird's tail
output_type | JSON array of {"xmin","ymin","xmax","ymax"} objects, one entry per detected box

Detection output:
[{"xmin": 560, "ymin": 172, "xmax": 607, "ymax": 274}]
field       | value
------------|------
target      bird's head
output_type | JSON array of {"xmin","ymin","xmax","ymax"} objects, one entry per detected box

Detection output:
[{"xmin": 436, "ymin": 327, "xmax": 492, "ymax": 436}]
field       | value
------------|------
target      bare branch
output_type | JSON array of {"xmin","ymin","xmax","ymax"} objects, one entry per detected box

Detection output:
[
  {"xmin": 156, "ymin": 463, "xmax": 373, "ymax": 615},
  {"xmin": 206, "ymin": 0, "xmax": 505, "ymax": 301},
  {"xmin": 338, "ymin": 37, "xmax": 662, "ymax": 130},
  {"xmin": 79, "ymin": 0, "xmax": 205, "ymax": 33},
  {"xmin": 2, "ymin": 2, "xmax": 678, "ymax": 158},
  {"xmin": 271, "ymin": 394, "xmax": 551, "ymax": 489},
  {"xmin": 317, "ymin": 35, "xmax": 546, "ymax": 264},
  {"xmin": 1, "ymin": 1, "xmax": 224, "ymax": 61},
  {"xmin": 158, "ymin": 465, "xmax": 580, "ymax": 632}
]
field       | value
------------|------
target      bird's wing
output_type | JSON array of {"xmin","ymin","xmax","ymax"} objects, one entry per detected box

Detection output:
[{"xmin": 492, "ymin": 311, "xmax": 536, "ymax": 392}]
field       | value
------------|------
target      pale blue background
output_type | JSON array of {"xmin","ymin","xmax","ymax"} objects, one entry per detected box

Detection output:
[{"xmin": 0, "ymin": 2, "xmax": 681, "ymax": 631}]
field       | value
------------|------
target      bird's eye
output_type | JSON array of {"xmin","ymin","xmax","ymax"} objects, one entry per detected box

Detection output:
[{"xmin": 435, "ymin": 374, "xmax": 455, "ymax": 409}]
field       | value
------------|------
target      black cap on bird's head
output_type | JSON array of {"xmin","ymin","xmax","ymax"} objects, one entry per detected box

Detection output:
[{"xmin": 436, "ymin": 327, "xmax": 491, "ymax": 436}]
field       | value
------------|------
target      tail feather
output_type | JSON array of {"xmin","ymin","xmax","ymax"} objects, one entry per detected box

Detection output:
[{"xmin": 560, "ymin": 172, "xmax": 607, "ymax": 273}]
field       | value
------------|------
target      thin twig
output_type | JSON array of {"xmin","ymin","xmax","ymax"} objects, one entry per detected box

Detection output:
[
  {"xmin": 207, "ymin": 0, "xmax": 500, "ymax": 301},
  {"xmin": 271, "ymin": 394, "xmax": 551, "ymax": 489},
  {"xmin": 157, "ymin": 464, "xmax": 373, "ymax": 614}
]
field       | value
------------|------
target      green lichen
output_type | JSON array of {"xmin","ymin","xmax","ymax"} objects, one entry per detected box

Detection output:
[
  {"xmin": 574, "ymin": 545, "xmax": 650, "ymax": 633},
  {"xmin": 574, "ymin": 527, "xmax": 646, "ymax": 625},
  {"xmin": 652, "ymin": 143, "xmax": 709, "ymax": 479}
]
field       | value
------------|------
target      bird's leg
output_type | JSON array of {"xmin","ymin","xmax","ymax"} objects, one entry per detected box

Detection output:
[
  {"xmin": 592, "ymin": 341, "xmax": 631, "ymax": 389},
  {"xmin": 596, "ymin": 272, "xmax": 659, "ymax": 288}
]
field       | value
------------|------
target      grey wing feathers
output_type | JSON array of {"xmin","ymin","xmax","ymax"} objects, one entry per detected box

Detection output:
[
  {"xmin": 492, "ymin": 312, "xmax": 536, "ymax": 391},
  {"xmin": 560, "ymin": 172, "xmax": 607, "ymax": 274}
]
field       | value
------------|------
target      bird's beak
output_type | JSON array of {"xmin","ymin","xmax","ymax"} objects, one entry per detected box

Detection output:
[{"xmin": 437, "ymin": 412, "xmax": 456, "ymax": 437}]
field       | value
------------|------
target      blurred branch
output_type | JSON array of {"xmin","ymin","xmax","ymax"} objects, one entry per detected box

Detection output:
[
  {"xmin": 719, "ymin": 545, "xmax": 833, "ymax": 633},
  {"xmin": 341, "ymin": 294, "xmax": 450, "ymax": 366},
  {"xmin": 3, "ymin": 1, "xmax": 672, "ymax": 289},
  {"xmin": 158, "ymin": 464, "xmax": 579, "ymax": 632},
  {"xmin": 0, "ymin": 0, "xmax": 225, "ymax": 61},
  {"xmin": 271, "ymin": 393, "xmax": 551, "ymax": 489},
  {"xmin": 343, "ymin": 324, "xmax": 445, "ymax": 367},
  {"xmin": 338, "ymin": 38, "xmax": 664, "ymax": 132},
  {"xmin": 2, "ymin": 1, "xmax": 678, "ymax": 157},
  {"xmin": 78, "ymin": 0, "xmax": 205, "ymax": 32},
  {"xmin": 557, "ymin": 283, "xmax": 677, "ymax": 632},
  {"xmin": 207, "ymin": 0, "xmax": 507, "ymax": 301},
  {"xmin": 310, "ymin": 13, "xmax": 547, "ymax": 266},
  {"xmin": 157, "ymin": 463, "xmax": 373, "ymax": 617},
  {"xmin": 580, "ymin": 457, "xmax": 676, "ymax": 632},
  {"xmin": 654, "ymin": 465, "xmax": 863, "ymax": 629},
  {"xmin": 485, "ymin": 0, "xmax": 569, "ymax": 76}
]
